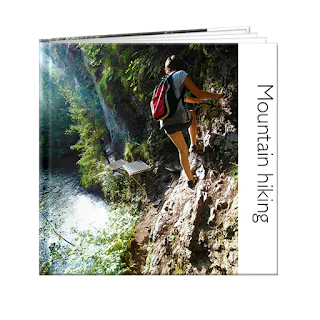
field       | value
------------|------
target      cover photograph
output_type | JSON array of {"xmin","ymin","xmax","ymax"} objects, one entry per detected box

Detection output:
[{"xmin": 39, "ymin": 31, "xmax": 277, "ymax": 275}]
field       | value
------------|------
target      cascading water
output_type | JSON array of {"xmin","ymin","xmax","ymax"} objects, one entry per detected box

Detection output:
[{"xmin": 84, "ymin": 55, "xmax": 129, "ymax": 158}]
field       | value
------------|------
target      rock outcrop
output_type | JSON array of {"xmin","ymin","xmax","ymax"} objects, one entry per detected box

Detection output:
[
  {"xmin": 144, "ymin": 154, "xmax": 238, "ymax": 275},
  {"xmin": 131, "ymin": 87, "xmax": 238, "ymax": 275}
]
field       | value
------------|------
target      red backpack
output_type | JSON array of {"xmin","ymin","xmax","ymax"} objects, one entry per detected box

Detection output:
[{"xmin": 150, "ymin": 72, "xmax": 185, "ymax": 121}]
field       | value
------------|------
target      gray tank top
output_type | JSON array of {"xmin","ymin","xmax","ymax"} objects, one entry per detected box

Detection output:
[{"xmin": 160, "ymin": 70, "xmax": 191, "ymax": 128}]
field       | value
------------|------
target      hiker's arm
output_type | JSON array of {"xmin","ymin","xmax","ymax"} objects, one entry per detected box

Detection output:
[
  {"xmin": 185, "ymin": 96, "xmax": 206, "ymax": 105},
  {"xmin": 184, "ymin": 76, "xmax": 223, "ymax": 99}
]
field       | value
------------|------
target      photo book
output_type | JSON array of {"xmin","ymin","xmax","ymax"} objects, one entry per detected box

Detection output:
[{"xmin": 39, "ymin": 26, "xmax": 277, "ymax": 275}]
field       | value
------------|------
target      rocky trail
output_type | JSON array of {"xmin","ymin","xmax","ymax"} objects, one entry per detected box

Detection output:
[{"xmin": 130, "ymin": 152, "xmax": 238, "ymax": 275}]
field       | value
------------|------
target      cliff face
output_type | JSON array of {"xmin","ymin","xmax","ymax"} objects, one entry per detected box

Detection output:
[
  {"xmin": 82, "ymin": 44, "xmax": 239, "ymax": 274},
  {"xmin": 130, "ymin": 85, "xmax": 238, "ymax": 275},
  {"xmin": 147, "ymin": 161, "xmax": 238, "ymax": 275}
]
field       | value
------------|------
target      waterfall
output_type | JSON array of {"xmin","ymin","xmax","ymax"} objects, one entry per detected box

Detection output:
[{"xmin": 84, "ymin": 57, "xmax": 129, "ymax": 158}]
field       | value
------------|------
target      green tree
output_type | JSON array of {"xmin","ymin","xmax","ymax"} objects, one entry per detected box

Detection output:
[{"xmin": 39, "ymin": 63, "xmax": 76, "ymax": 159}]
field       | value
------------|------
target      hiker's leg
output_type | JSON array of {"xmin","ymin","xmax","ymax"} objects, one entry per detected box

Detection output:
[
  {"xmin": 168, "ymin": 131, "xmax": 193, "ymax": 181},
  {"xmin": 188, "ymin": 111, "xmax": 197, "ymax": 147}
]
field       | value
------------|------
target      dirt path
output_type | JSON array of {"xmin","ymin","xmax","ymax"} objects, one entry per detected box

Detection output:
[
  {"xmin": 128, "ymin": 178, "xmax": 180, "ymax": 274},
  {"xmin": 128, "ymin": 204, "xmax": 157, "ymax": 274}
]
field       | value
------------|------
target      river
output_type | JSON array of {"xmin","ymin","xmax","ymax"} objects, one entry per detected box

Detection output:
[{"xmin": 39, "ymin": 168, "xmax": 110, "ymax": 273}]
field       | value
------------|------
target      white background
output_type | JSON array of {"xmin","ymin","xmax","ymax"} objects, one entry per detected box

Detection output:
[
  {"xmin": 32, "ymin": 33, "xmax": 280, "ymax": 275},
  {"xmin": 238, "ymin": 44, "xmax": 278, "ymax": 274}
]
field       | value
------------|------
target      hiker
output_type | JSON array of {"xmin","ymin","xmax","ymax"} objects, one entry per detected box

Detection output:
[{"xmin": 161, "ymin": 55, "xmax": 223, "ymax": 188}]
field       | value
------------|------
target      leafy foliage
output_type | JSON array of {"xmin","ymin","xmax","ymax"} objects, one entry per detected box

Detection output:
[
  {"xmin": 62, "ymin": 87, "xmax": 107, "ymax": 187},
  {"xmin": 39, "ymin": 64, "xmax": 76, "ymax": 159},
  {"xmin": 40, "ymin": 202, "xmax": 140, "ymax": 275},
  {"xmin": 124, "ymin": 140, "xmax": 150, "ymax": 163}
]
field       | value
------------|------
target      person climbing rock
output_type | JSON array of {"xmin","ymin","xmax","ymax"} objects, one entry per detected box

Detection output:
[{"xmin": 160, "ymin": 55, "xmax": 223, "ymax": 189}]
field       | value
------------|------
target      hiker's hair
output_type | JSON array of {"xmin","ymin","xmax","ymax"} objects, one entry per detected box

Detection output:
[{"xmin": 165, "ymin": 55, "xmax": 185, "ymax": 73}]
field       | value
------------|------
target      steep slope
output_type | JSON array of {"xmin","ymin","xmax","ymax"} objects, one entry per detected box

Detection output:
[
  {"xmin": 130, "ymin": 89, "xmax": 238, "ymax": 275},
  {"xmin": 132, "ymin": 155, "xmax": 238, "ymax": 275},
  {"xmin": 156, "ymin": 173, "xmax": 237, "ymax": 274}
]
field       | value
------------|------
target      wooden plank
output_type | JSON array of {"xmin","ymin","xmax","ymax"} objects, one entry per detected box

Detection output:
[
  {"xmin": 107, "ymin": 159, "xmax": 128, "ymax": 170},
  {"xmin": 122, "ymin": 161, "xmax": 152, "ymax": 176}
]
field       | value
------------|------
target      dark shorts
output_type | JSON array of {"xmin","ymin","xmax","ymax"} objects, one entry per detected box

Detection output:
[
  {"xmin": 163, "ymin": 119, "xmax": 192, "ymax": 135},
  {"xmin": 186, "ymin": 104, "xmax": 200, "ymax": 112}
]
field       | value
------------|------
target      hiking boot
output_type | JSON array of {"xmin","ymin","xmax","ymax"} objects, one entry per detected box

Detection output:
[
  {"xmin": 187, "ymin": 176, "xmax": 198, "ymax": 189},
  {"xmin": 189, "ymin": 145, "xmax": 203, "ymax": 155},
  {"xmin": 189, "ymin": 145, "xmax": 198, "ymax": 153},
  {"xmin": 187, "ymin": 180, "xmax": 194, "ymax": 189}
]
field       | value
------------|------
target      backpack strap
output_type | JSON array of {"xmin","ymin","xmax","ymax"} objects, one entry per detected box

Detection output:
[
  {"xmin": 179, "ymin": 86, "xmax": 187, "ymax": 105},
  {"xmin": 169, "ymin": 71, "xmax": 187, "ymax": 104}
]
